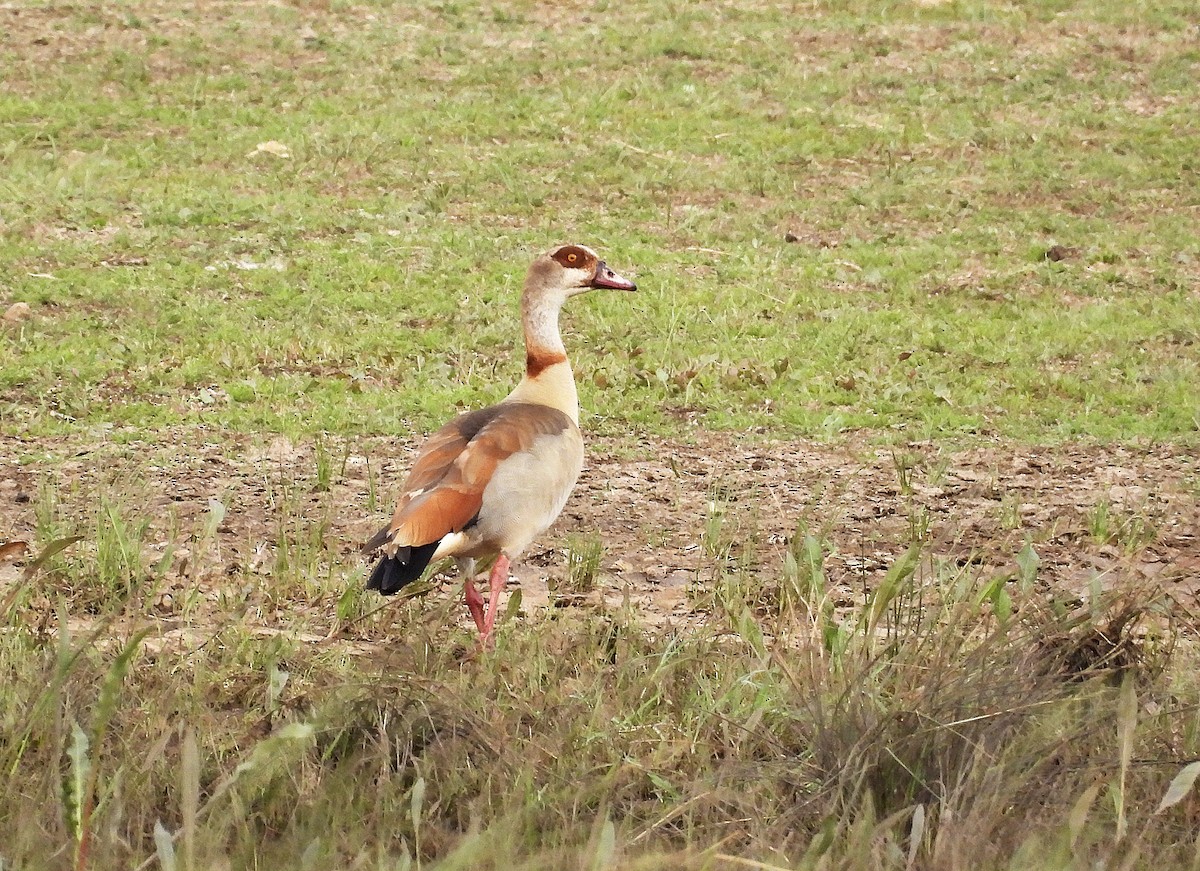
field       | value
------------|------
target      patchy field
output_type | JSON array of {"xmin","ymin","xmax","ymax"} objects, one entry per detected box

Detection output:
[
  {"xmin": 2, "ymin": 430, "xmax": 1199, "ymax": 868},
  {"xmin": 2, "ymin": 0, "xmax": 1200, "ymax": 868},
  {"xmin": 3, "ymin": 432, "xmax": 1197, "ymax": 637}
]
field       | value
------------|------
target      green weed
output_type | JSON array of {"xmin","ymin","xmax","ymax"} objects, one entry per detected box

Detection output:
[
  {"xmin": 1086, "ymin": 498, "xmax": 1159, "ymax": 553},
  {"xmin": 999, "ymin": 492, "xmax": 1023, "ymax": 531},
  {"xmin": 564, "ymin": 533, "xmax": 604, "ymax": 596}
]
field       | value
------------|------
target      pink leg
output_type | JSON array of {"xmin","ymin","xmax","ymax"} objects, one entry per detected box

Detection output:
[
  {"xmin": 463, "ymin": 576, "xmax": 486, "ymax": 635},
  {"xmin": 480, "ymin": 553, "xmax": 511, "ymax": 646}
]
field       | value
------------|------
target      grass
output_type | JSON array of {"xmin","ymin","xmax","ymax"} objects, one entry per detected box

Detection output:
[
  {"xmin": 1, "ymin": 0, "xmax": 1198, "ymax": 443},
  {"xmin": 2, "ymin": 0, "xmax": 1200, "ymax": 868},
  {"xmin": 2, "ymin": 510, "xmax": 1198, "ymax": 870}
]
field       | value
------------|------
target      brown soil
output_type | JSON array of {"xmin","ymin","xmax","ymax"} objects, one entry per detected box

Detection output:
[{"xmin": 1, "ymin": 430, "xmax": 1197, "ymax": 642}]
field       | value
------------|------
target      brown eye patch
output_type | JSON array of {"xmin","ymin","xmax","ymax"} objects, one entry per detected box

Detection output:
[{"xmin": 551, "ymin": 245, "xmax": 595, "ymax": 270}]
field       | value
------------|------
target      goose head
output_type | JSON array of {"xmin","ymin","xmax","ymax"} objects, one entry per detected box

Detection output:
[{"xmin": 524, "ymin": 244, "xmax": 637, "ymax": 304}]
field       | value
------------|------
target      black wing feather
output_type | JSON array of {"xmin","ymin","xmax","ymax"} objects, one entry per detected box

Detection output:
[{"xmin": 365, "ymin": 541, "xmax": 440, "ymax": 595}]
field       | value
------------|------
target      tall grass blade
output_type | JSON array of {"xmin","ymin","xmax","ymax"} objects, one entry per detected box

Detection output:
[
  {"xmin": 300, "ymin": 838, "xmax": 321, "ymax": 871},
  {"xmin": 504, "ymin": 587, "xmax": 523, "ymax": 622},
  {"xmin": 713, "ymin": 856, "xmax": 793, "ymax": 871},
  {"xmin": 228, "ymin": 722, "xmax": 314, "ymax": 783},
  {"xmin": 800, "ymin": 816, "xmax": 838, "ymax": 864},
  {"xmin": 1015, "ymin": 542, "xmax": 1039, "ymax": 591},
  {"xmin": 1115, "ymin": 672, "xmax": 1137, "ymax": 842},
  {"xmin": 2, "ymin": 536, "xmax": 84, "ymax": 615},
  {"xmin": 267, "ymin": 665, "xmax": 289, "ymax": 713},
  {"xmin": 23, "ymin": 535, "xmax": 84, "ymax": 580},
  {"xmin": 134, "ymin": 723, "xmax": 317, "ymax": 871},
  {"xmin": 71, "ymin": 628, "xmax": 151, "ymax": 871},
  {"xmin": 1069, "ymin": 781, "xmax": 1102, "ymax": 851},
  {"xmin": 181, "ymin": 728, "xmax": 199, "ymax": 871},
  {"xmin": 907, "ymin": 803, "xmax": 925, "ymax": 870},
  {"xmin": 153, "ymin": 821, "xmax": 177, "ymax": 871},
  {"xmin": 94, "ymin": 629, "xmax": 152, "ymax": 744},
  {"xmin": 866, "ymin": 544, "xmax": 921, "ymax": 634},
  {"xmin": 1156, "ymin": 761, "xmax": 1200, "ymax": 814},
  {"xmin": 975, "ymin": 574, "xmax": 1013, "ymax": 624},
  {"xmin": 410, "ymin": 776, "xmax": 425, "ymax": 866},
  {"xmin": 63, "ymin": 720, "xmax": 91, "ymax": 846},
  {"xmin": 590, "ymin": 817, "xmax": 616, "ymax": 871}
]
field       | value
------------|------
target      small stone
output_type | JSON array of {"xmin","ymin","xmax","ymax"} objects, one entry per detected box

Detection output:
[{"xmin": 4, "ymin": 302, "xmax": 32, "ymax": 322}]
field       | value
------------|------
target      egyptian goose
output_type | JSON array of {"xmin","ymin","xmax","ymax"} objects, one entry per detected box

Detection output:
[{"xmin": 364, "ymin": 244, "xmax": 637, "ymax": 644}]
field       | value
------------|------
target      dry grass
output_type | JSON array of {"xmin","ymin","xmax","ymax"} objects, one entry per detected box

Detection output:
[{"xmin": 3, "ymin": 520, "xmax": 1200, "ymax": 869}]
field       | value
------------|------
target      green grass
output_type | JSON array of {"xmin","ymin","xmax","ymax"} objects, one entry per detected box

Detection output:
[
  {"xmin": 2, "ymin": 0, "xmax": 1198, "ymax": 443},
  {"xmin": 2, "ymin": 1, "xmax": 1200, "ymax": 868}
]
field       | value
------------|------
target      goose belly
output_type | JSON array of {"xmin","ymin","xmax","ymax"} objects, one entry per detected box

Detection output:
[{"xmin": 474, "ymin": 426, "xmax": 584, "ymax": 558}]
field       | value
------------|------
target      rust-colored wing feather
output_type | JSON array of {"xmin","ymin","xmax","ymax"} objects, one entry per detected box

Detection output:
[{"xmin": 370, "ymin": 403, "xmax": 573, "ymax": 554}]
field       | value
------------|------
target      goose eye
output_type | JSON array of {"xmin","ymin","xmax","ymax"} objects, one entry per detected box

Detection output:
[{"xmin": 551, "ymin": 245, "xmax": 591, "ymax": 269}]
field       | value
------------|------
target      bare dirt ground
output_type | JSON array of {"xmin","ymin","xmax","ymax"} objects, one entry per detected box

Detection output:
[{"xmin": 1, "ymin": 430, "xmax": 1197, "ymax": 640}]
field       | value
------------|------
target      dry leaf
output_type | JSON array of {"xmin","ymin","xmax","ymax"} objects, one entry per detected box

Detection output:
[{"xmin": 0, "ymin": 540, "xmax": 30, "ymax": 562}]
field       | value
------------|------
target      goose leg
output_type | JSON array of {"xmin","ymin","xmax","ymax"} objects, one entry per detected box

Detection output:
[
  {"xmin": 480, "ymin": 553, "xmax": 511, "ymax": 645},
  {"xmin": 457, "ymin": 558, "xmax": 485, "ymax": 634}
]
